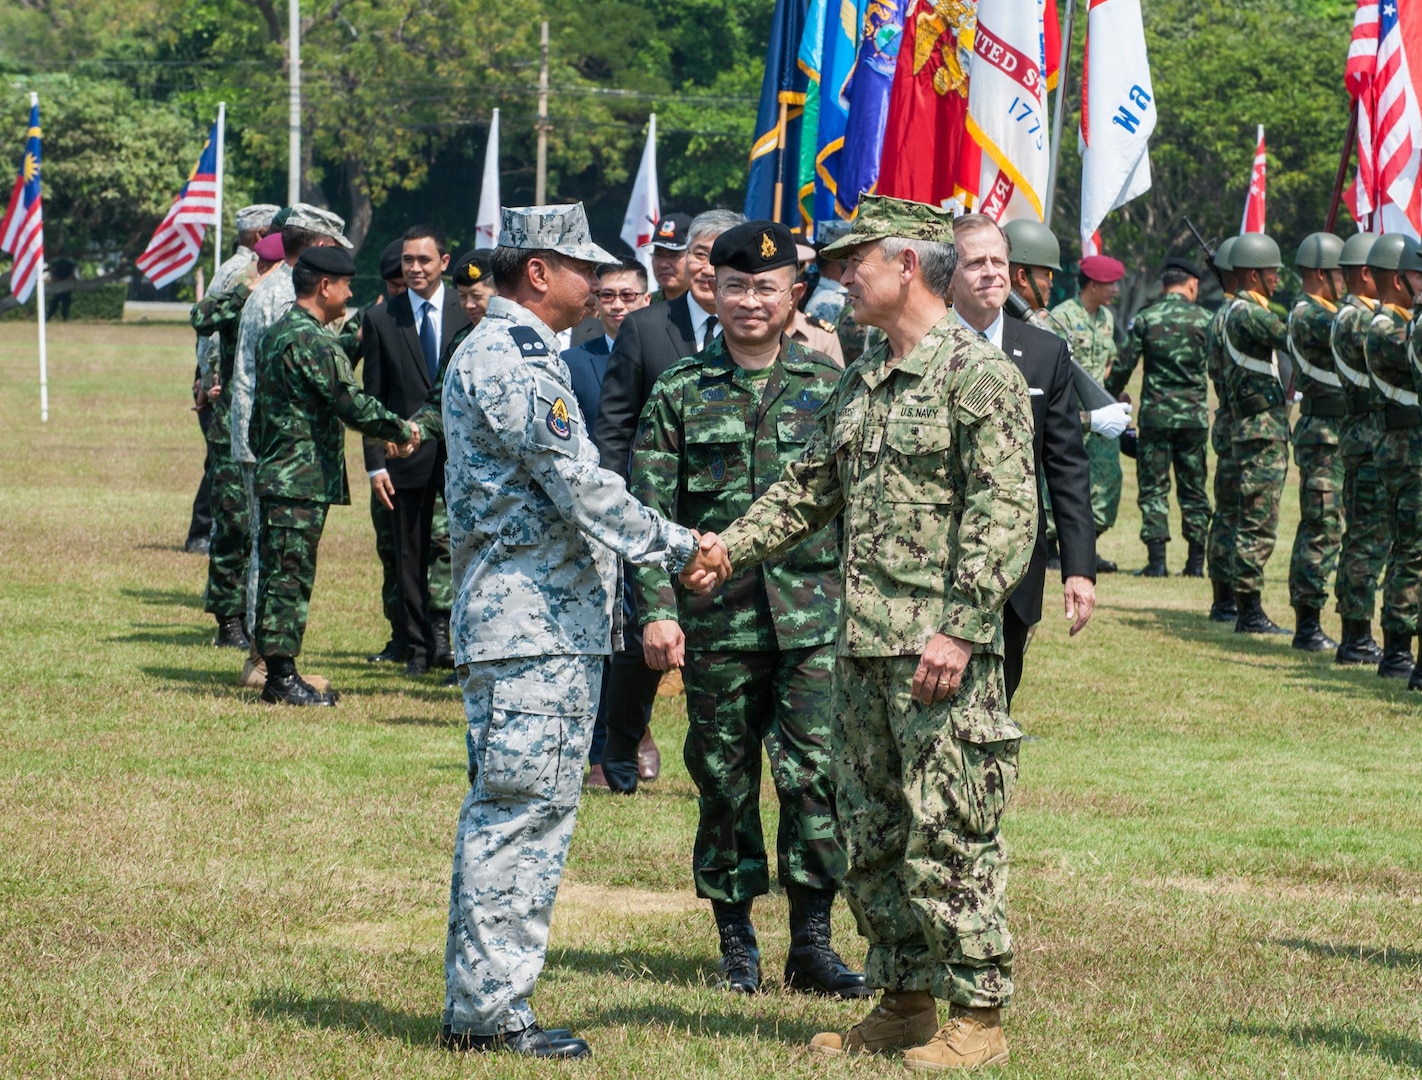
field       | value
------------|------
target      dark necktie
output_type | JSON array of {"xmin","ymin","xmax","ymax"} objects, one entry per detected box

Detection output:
[
  {"xmin": 419, "ymin": 299, "xmax": 439, "ymax": 380},
  {"xmin": 703, "ymin": 314, "xmax": 718, "ymax": 349}
]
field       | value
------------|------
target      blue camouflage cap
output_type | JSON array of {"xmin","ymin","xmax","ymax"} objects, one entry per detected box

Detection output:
[{"xmin": 499, "ymin": 203, "xmax": 617, "ymax": 264}]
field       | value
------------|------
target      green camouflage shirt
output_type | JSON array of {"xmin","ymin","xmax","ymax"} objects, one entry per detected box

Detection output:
[
  {"xmin": 1332, "ymin": 294, "xmax": 1385, "ymax": 413},
  {"xmin": 719, "ymin": 314, "xmax": 1038, "ymax": 658},
  {"xmin": 252, "ymin": 305, "xmax": 412, "ymax": 504},
  {"xmin": 1364, "ymin": 302, "xmax": 1418, "ymax": 406},
  {"xmin": 1107, "ymin": 292, "xmax": 1212, "ymax": 429},
  {"xmin": 1223, "ymin": 291, "xmax": 1291, "ymax": 442},
  {"xmin": 1287, "ymin": 293, "xmax": 1348, "ymax": 447},
  {"xmin": 631, "ymin": 335, "xmax": 843, "ymax": 650},
  {"xmin": 1049, "ymin": 297, "xmax": 1117, "ymax": 383}
]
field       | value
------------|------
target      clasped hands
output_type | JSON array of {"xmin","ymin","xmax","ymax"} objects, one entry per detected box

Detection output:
[
  {"xmin": 383, "ymin": 421, "xmax": 422, "ymax": 460},
  {"xmin": 679, "ymin": 531, "xmax": 731, "ymax": 594}
]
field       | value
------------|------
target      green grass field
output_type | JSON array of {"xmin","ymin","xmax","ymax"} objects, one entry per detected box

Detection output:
[{"xmin": 1, "ymin": 321, "xmax": 1419, "ymax": 1078}]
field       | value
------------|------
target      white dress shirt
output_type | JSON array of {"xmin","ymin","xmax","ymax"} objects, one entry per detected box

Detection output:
[
  {"xmin": 689, "ymin": 297, "xmax": 721, "ymax": 351},
  {"xmin": 955, "ymin": 307, "xmax": 1004, "ymax": 349}
]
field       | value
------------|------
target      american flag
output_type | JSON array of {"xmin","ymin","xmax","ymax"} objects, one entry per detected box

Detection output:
[
  {"xmin": 136, "ymin": 120, "xmax": 221, "ymax": 289},
  {"xmin": 1345, "ymin": 0, "xmax": 1422, "ymax": 233},
  {"xmin": 0, "ymin": 100, "xmax": 45, "ymax": 305}
]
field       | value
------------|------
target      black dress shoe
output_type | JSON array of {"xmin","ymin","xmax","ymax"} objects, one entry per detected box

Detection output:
[
  {"xmin": 440, "ymin": 1023, "xmax": 590, "ymax": 1058},
  {"xmin": 366, "ymin": 640, "xmax": 410, "ymax": 664}
]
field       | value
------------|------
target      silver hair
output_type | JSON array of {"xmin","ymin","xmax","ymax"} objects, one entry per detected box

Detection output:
[
  {"xmin": 688, "ymin": 209, "xmax": 747, "ymax": 248},
  {"xmin": 879, "ymin": 237, "xmax": 958, "ymax": 297}
]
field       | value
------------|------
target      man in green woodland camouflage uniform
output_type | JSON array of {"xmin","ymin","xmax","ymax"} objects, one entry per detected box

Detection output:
[
  {"xmin": 1106, "ymin": 257, "xmax": 1213, "ymax": 577},
  {"xmin": 1329, "ymin": 232, "xmax": 1390, "ymax": 665},
  {"xmin": 687, "ymin": 195, "xmax": 1036, "ymax": 1071},
  {"xmin": 1284, "ymin": 233, "xmax": 1347, "ymax": 652},
  {"xmin": 1205, "ymin": 237, "xmax": 1243, "ymax": 621},
  {"xmin": 1362, "ymin": 234, "xmax": 1422, "ymax": 682},
  {"xmin": 630, "ymin": 220, "xmax": 865, "ymax": 1000},
  {"xmin": 250, "ymin": 246, "xmax": 414, "ymax": 705}
]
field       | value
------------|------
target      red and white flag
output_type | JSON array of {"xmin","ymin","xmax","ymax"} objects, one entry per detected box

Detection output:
[
  {"xmin": 964, "ymin": 0, "xmax": 1050, "ymax": 222},
  {"xmin": 1, "ymin": 98, "xmax": 44, "ymax": 304},
  {"xmin": 475, "ymin": 109, "xmax": 501, "ymax": 248},
  {"xmin": 136, "ymin": 119, "xmax": 221, "ymax": 289},
  {"xmin": 620, "ymin": 113, "xmax": 661, "ymax": 276},
  {"xmin": 1344, "ymin": 0, "xmax": 1422, "ymax": 235},
  {"xmin": 1078, "ymin": 0, "xmax": 1155, "ymax": 254},
  {"xmin": 1240, "ymin": 125, "xmax": 1267, "ymax": 234}
]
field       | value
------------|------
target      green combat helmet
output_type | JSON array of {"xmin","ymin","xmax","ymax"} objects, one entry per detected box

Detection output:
[
  {"xmin": 1295, "ymin": 232, "xmax": 1344, "ymax": 269},
  {"xmin": 1003, "ymin": 220, "xmax": 1062, "ymax": 271},
  {"xmin": 1213, "ymin": 235, "xmax": 1238, "ymax": 272},
  {"xmin": 1338, "ymin": 231, "xmax": 1378, "ymax": 267},
  {"xmin": 1364, "ymin": 233, "xmax": 1420, "ymax": 271},
  {"xmin": 1229, "ymin": 233, "xmax": 1283, "ymax": 269}
]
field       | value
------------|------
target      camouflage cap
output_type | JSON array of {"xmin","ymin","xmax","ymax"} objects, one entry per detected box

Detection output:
[
  {"xmin": 818, "ymin": 194, "xmax": 955, "ymax": 258},
  {"xmin": 235, "ymin": 203, "xmax": 281, "ymax": 232},
  {"xmin": 285, "ymin": 202, "xmax": 354, "ymax": 250},
  {"xmin": 499, "ymin": 203, "xmax": 617, "ymax": 264}
]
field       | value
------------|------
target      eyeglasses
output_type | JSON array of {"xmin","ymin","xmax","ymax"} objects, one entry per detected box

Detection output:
[
  {"xmin": 596, "ymin": 290, "xmax": 645, "ymax": 304},
  {"xmin": 717, "ymin": 282, "xmax": 792, "ymax": 302}
]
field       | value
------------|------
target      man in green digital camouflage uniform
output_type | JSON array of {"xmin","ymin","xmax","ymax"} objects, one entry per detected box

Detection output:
[
  {"xmin": 1284, "ymin": 233, "xmax": 1347, "ymax": 652},
  {"xmin": 1222, "ymin": 233, "xmax": 1292, "ymax": 635},
  {"xmin": 688, "ymin": 195, "xmax": 1037, "ymax": 1070},
  {"xmin": 630, "ymin": 220, "xmax": 865, "ymax": 1000},
  {"xmin": 250, "ymin": 246, "xmax": 415, "ymax": 705},
  {"xmin": 1329, "ymin": 232, "xmax": 1390, "ymax": 665},
  {"xmin": 1106, "ymin": 257, "xmax": 1213, "ymax": 577},
  {"xmin": 1205, "ymin": 237, "xmax": 1243, "ymax": 621},
  {"xmin": 1361, "ymin": 234, "xmax": 1422, "ymax": 681}
]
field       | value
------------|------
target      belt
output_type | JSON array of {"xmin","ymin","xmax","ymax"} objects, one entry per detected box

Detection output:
[
  {"xmin": 1384, "ymin": 404, "xmax": 1422, "ymax": 431},
  {"xmin": 1300, "ymin": 395, "xmax": 1349, "ymax": 418}
]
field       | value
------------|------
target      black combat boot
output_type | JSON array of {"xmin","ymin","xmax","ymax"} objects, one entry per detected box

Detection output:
[
  {"xmin": 260, "ymin": 654, "xmax": 339, "ymax": 706},
  {"xmin": 1377, "ymin": 631, "xmax": 1415, "ymax": 679},
  {"xmin": 431, "ymin": 618, "xmax": 455, "ymax": 669},
  {"xmin": 1291, "ymin": 606, "xmax": 1339, "ymax": 652},
  {"xmin": 1234, "ymin": 591, "xmax": 1290, "ymax": 635},
  {"xmin": 711, "ymin": 899, "xmax": 761, "ymax": 993},
  {"xmin": 1182, "ymin": 541, "xmax": 1206, "ymax": 577},
  {"xmin": 440, "ymin": 1024, "xmax": 589, "ymax": 1059},
  {"xmin": 783, "ymin": 885, "xmax": 871, "ymax": 999},
  {"xmin": 1134, "ymin": 539, "xmax": 1168, "ymax": 577},
  {"xmin": 213, "ymin": 615, "xmax": 250, "ymax": 650},
  {"xmin": 1208, "ymin": 580, "xmax": 1238, "ymax": 622},
  {"xmin": 1336, "ymin": 619, "xmax": 1385, "ymax": 665}
]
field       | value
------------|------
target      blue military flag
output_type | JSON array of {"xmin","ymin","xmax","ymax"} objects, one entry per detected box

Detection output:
[
  {"xmin": 813, "ymin": 0, "xmax": 868, "ymax": 229},
  {"xmin": 835, "ymin": 0, "xmax": 904, "ymax": 218},
  {"xmin": 744, "ymin": 0, "xmax": 810, "ymax": 224}
]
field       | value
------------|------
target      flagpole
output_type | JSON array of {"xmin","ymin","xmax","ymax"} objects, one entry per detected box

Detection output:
[
  {"xmin": 1044, "ymin": 0, "xmax": 1076, "ymax": 227},
  {"xmin": 30, "ymin": 92, "xmax": 48, "ymax": 424},
  {"xmin": 1326, "ymin": 102, "xmax": 1359, "ymax": 234},
  {"xmin": 772, "ymin": 98, "xmax": 789, "ymax": 224},
  {"xmin": 288, "ymin": 0, "xmax": 301, "ymax": 204},
  {"xmin": 213, "ymin": 102, "xmax": 226, "ymax": 276}
]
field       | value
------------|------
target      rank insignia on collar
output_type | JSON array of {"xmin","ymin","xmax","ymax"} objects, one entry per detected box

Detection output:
[
  {"xmin": 547, "ymin": 396, "xmax": 572, "ymax": 439},
  {"xmin": 701, "ymin": 386, "xmax": 729, "ymax": 401}
]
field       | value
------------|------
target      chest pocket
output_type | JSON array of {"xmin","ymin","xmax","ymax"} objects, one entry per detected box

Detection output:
[
  {"xmin": 830, "ymin": 397, "xmax": 866, "ymax": 454},
  {"xmin": 777, "ymin": 407, "xmax": 820, "ymax": 446},
  {"xmin": 685, "ymin": 408, "xmax": 751, "ymax": 492},
  {"xmin": 881, "ymin": 417, "xmax": 957, "ymax": 505}
]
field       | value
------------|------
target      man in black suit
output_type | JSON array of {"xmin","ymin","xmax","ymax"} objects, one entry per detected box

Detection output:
[
  {"xmin": 362, "ymin": 224, "xmax": 471, "ymax": 675},
  {"xmin": 950, "ymin": 214, "xmax": 1098, "ymax": 705},
  {"xmin": 593, "ymin": 209, "xmax": 745, "ymax": 791}
]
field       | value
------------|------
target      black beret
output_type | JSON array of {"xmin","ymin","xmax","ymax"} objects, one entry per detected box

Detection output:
[
  {"xmin": 1162, "ymin": 257, "xmax": 1203, "ymax": 279},
  {"xmin": 379, "ymin": 239, "xmax": 404, "ymax": 281},
  {"xmin": 710, "ymin": 220, "xmax": 797, "ymax": 273},
  {"xmin": 452, "ymin": 249, "xmax": 494, "ymax": 287},
  {"xmin": 297, "ymin": 246, "xmax": 357, "ymax": 277}
]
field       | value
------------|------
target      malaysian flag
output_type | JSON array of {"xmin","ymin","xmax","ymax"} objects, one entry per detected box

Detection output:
[
  {"xmin": 1345, "ymin": 0, "xmax": 1422, "ymax": 234},
  {"xmin": 136, "ymin": 120, "xmax": 221, "ymax": 288},
  {"xmin": 0, "ymin": 100, "xmax": 45, "ymax": 304}
]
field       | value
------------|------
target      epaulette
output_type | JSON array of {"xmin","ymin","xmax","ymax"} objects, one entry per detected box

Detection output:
[
  {"xmin": 508, "ymin": 325, "xmax": 550, "ymax": 357},
  {"xmin": 807, "ymin": 314, "xmax": 836, "ymax": 333}
]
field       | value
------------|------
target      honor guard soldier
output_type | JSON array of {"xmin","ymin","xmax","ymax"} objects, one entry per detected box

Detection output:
[
  {"xmin": 1107, "ymin": 257, "xmax": 1213, "ymax": 577},
  {"xmin": 1205, "ymin": 237, "xmax": 1243, "ymax": 621},
  {"xmin": 1361, "ymin": 233, "xmax": 1422, "ymax": 681},
  {"xmin": 1002, "ymin": 218, "xmax": 1061, "ymax": 331},
  {"xmin": 1285, "ymin": 233, "xmax": 1348, "ymax": 652}
]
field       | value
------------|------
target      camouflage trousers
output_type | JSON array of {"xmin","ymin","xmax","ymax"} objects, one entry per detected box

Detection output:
[
  {"xmin": 1229, "ymin": 438, "xmax": 1288, "ymax": 594},
  {"xmin": 1375, "ymin": 425, "xmax": 1422, "ymax": 634},
  {"xmin": 1334, "ymin": 412, "xmax": 1391, "ymax": 621},
  {"xmin": 835, "ymin": 652, "xmax": 1020, "ymax": 1008},
  {"xmin": 1207, "ymin": 414, "xmax": 1243, "ymax": 584},
  {"xmin": 369, "ymin": 488, "xmax": 452, "ymax": 638},
  {"xmin": 1287, "ymin": 423, "xmax": 1343, "ymax": 611},
  {"xmin": 1135, "ymin": 427, "xmax": 1210, "ymax": 545},
  {"xmin": 444, "ymin": 652, "xmax": 602, "ymax": 1036},
  {"xmin": 1086, "ymin": 431, "xmax": 1122, "ymax": 533},
  {"xmin": 253, "ymin": 497, "xmax": 328, "ymax": 659},
  {"xmin": 681, "ymin": 644, "xmax": 844, "ymax": 903},
  {"xmin": 203, "ymin": 418, "xmax": 250, "ymax": 619}
]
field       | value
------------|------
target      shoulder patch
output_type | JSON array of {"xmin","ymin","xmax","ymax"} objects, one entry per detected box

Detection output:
[
  {"xmin": 546, "ymin": 395, "xmax": 572, "ymax": 440},
  {"xmin": 508, "ymin": 325, "xmax": 550, "ymax": 357},
  {"xmin": 958, "ymin": 369, "xmax": 1005, "ymax": 419}
]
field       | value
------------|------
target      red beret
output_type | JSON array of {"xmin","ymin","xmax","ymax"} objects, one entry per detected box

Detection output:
[
  {"xmin": 254, "ymin": 232, "xmax": 285, "ymax": 261},
  {"xmin": 1079, "ymin": 254, "xmax": 1125, "ymax": 283}
]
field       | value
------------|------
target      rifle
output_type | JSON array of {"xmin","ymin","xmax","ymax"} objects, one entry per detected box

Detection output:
[
  {"xmin": 1183, "ymin": 215, "xmax": 1225, "ymax": 290},
  {"xmin": 1002, "ymin": 289, "xmax": 1119, "ymax": 411}
]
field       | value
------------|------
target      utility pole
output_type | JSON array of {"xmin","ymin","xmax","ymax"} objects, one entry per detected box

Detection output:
[
  {"xmin": 535, "ymin": 20, "xmax": 549, "ymax": 205},
  {"xmin": 288, "ymin": 0, "xmax": 302, "ymax": 204}
]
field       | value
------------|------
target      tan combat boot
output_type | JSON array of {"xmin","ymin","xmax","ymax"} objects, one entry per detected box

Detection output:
[
  {"xmin": 902, "ymin": 1005, "xmax": 1008, "ymax": 1071},
  {"xmin": 808, "ymin": 990, "xmax": 938, "ymax": 1056}
]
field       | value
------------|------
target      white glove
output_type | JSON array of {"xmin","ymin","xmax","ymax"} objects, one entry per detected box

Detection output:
[{"xmin": 1089, "ymin": 401, "xmax": 1133, "ymax": 439}]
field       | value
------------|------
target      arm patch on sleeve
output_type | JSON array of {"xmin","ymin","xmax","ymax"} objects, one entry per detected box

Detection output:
[
  {"xmin": 508, "ymin": 325, "xmax": 551, "ymax": 357},
  {"xmin": 958, "ymin": 370, "xmax": 1005, "ymax": 419}
]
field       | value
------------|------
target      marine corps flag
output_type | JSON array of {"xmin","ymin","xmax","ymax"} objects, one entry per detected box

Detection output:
[{"xmin": 745, "ymin": 0, "xmax": 809, "ymax": 224}]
